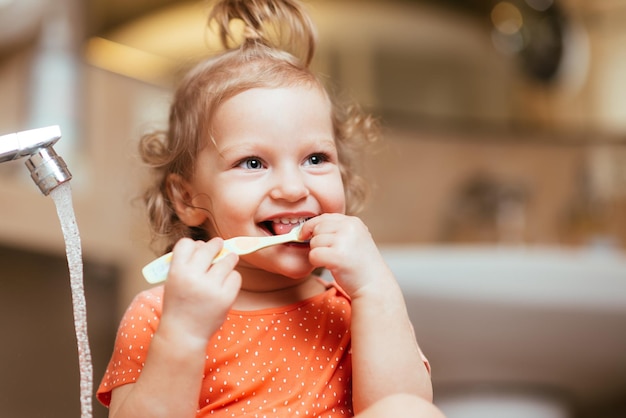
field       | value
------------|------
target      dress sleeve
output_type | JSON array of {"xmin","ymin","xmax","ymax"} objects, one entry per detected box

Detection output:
[{"xmin": 96, "ymin": 287, "xmax": 163, "ymax": 406}]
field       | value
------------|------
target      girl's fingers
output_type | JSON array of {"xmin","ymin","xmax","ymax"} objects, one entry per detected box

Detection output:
[
  {"xmin": 191, "ymin": 238, "xmax": 225, "ymax": 271},
  {"xmin": 302, "ymin": 215, "xmax": 341, "ymax": 240},
  {"xmin": 170, "ymin": 238, "xmax": 196, "ymax": 264},
  {"xmin": 299, "ymin": 220, "xmax": 316, "ymax": 241},
  {"xmin": 209, "ymin": 252, "xmax": 240, "ymax": 283},
  {"xmin": 169, "ymin": 237, "xmax": 228, "ymax": 280},
  {"xmin": 308, "ymin": 233, "xmax": 335, "ymax": 250}
]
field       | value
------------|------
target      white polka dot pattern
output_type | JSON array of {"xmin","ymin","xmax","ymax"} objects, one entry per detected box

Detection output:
[{"xmin": 97, "ymin": 283, "xmax": 354, "ymax": 417}]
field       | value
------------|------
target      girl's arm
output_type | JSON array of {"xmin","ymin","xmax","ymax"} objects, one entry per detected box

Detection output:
[
  {"xmin": 349, "ymin": 266, "xmax": 433, "ymax": 410},
  {"xmin": 305, "ymin": 215, "xmax": 432, "ymax": 413},
  {"xmin": 108, "ymin": 239, "xmax": 241, "ymax": 418}
]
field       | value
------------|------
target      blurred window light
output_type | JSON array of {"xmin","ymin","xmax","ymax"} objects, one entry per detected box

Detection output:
[
  {"xmin": 524, "ymin": 0, "xmax": 554, "ymax": 12},
  {"xmin": 491, "ymin": 2, "xmax": 523, "ymax": 35},
  {"xmin": 84, "ymin": 1, "xmax": 223, "ymax": 85},
  {"xmin": 85, "ymin": 37, "xmax": 175, "ymax": 85}
]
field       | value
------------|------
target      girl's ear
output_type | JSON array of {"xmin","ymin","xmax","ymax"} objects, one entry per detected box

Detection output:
[{"xmin": 166, "ymin": 174, "xmax": 207, "ymax": 227}]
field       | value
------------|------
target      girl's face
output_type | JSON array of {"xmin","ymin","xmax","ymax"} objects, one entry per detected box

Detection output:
[{"xmin": 178, "ymin": 85, "xmax": 345, "ymax": 279}]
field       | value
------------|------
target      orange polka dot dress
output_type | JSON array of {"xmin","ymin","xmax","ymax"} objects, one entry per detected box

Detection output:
[{"xmin": 97, "ymin": 281, "xmax": 354, "ymax": 417}]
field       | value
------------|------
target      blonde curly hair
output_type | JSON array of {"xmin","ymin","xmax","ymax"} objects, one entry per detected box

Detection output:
[{"xmin": 139, "ymin": 0, "xmax": 380, "ymax": 254}]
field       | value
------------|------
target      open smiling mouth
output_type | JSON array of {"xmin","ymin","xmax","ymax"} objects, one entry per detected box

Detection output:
[{"xmin": 260, "ymin": 217, "xmax": 310, "ymax": 236}]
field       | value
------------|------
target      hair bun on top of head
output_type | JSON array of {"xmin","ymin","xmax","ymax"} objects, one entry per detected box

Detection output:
[{"xmin": 208, "ymin": 0, "xmax": 317, "ymax": 67}]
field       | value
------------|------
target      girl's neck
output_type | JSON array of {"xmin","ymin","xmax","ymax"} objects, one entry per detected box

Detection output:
[{"xmin": 232, "ymin": 269, "xmax": 326, "ymax": 311}]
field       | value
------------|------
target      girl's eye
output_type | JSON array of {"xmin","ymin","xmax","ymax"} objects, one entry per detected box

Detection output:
[
  {"xmin": 305, "ymin": 153, "xmax": 329, "ymax": 166},
  {"xmin": 237, "ymin": 157, "xmax": 264, "ymax": 170}
]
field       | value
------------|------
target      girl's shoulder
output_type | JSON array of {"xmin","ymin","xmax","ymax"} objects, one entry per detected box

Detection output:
[{"xmin": 125, "ymin": 285, "xmax": 165, "ymax": 316}]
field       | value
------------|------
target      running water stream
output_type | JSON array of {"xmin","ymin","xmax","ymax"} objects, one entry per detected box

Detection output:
[{"xmin": 50, "ymin": 182, "xmax": 93, "ymax": 418}]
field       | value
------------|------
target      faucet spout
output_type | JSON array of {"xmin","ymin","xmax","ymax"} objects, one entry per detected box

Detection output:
[
  {"xmin": 0, "ymin": 125, "xmax": 61, "ymax": 162},
  {"xmin": 0, "ymin": 125, "xmax": 72, "ymax": 195}
]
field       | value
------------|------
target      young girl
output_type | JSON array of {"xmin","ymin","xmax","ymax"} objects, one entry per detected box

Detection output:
[{"xmin": 97, "ymin": 0, "xmax": 442, "ymax": 417}]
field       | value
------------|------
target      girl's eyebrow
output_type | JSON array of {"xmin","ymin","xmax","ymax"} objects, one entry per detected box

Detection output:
[
  {"xmin": 215, "ymin": 141, "xmax": 260, "ymax": 157},
  {"xmin": 309, "ymin": 138, "xmax": 339, "ymax": 155}
]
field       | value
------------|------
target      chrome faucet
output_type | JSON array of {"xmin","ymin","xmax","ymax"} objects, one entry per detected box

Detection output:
[{"xmin": 0, "ymin": 125, "xmax": 72, "ymax": 195}]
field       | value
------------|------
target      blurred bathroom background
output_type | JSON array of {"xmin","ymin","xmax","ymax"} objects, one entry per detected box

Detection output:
[{"xmin": 0, "ymin": 0, "xmax": 625, "ymax": 417}]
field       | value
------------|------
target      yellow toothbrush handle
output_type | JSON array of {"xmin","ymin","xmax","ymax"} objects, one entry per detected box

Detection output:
[
  {"xmin": 141, "ymin": 225, "xmax": 303, "ymax": 284},
  {"xmin": 142, "ymin": 252, "xmax": 173, "ymax": 284}
]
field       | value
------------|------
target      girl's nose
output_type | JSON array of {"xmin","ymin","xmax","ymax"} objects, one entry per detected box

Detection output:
[{"xmin": 269, "ymin": 166, "xmax": 310, "ymax": 202}]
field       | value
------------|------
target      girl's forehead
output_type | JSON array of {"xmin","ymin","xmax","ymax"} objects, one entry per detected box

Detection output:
[{"xmin": 207, "ymin": 86, "xmax": 335, "ymax": 152}]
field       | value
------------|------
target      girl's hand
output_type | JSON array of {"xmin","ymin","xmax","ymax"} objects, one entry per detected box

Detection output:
[
  {"xmin": 160, "ymin": 237, "xmax": 242, "ymax": 343},
  {"xmin": 304, "ymin": 215, "xmax": 433, "ymax": 407},
  {"xmin": 302, "ymin": 214, "xmax": 392, "ymax": 298}
]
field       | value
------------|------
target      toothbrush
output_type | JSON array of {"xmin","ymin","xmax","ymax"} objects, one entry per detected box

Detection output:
[{"xmin": 142, "ymin": 224, "xmax": 306, "ymax": 284}]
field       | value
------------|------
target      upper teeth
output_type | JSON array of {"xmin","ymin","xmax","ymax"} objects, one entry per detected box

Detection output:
[{"xmin": 273, "ymin": 217, "xmax": 307, "ymax": 225}]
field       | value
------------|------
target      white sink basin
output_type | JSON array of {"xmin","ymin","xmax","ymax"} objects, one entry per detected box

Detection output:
[{"xmin": 380, "ymin": 245, "xmax": 626, "ymax": 413}]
